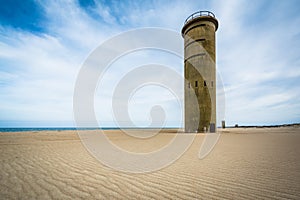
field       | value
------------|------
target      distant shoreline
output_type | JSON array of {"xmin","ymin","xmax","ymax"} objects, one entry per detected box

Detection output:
[
  {"xmin": 228, "ymin": 123, "xmax": 300, "ymax": 129},
  {"xmin": 0, "ymin": 127, "xmax": 180, "ymax": 132},
  {"xmin": 0, "ymin": 123, "xmax": 299, "ymax": 132}
]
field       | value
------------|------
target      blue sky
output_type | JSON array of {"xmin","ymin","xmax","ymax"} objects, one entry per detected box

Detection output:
[{"xmin": 0, "ymin": 0, "xmax": 300, "ymax": 127}]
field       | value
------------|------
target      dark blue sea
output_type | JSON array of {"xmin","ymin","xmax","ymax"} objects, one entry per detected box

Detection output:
[
  {"xmin": 0, "ymin": 127, "xmax": 178, "ymax": 132},
  {"xmin": 0, "ymin": 127, "xmax": 119, "ymax": 132}
]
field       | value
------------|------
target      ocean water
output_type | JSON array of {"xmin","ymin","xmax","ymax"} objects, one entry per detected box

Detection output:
[
  {"xmin": 0, "ymin": 127, "xmax": 178, "ymax": 132},
  {"xmin": 0, "ymin": 127, "xmax": 118, "ymax": 132}
]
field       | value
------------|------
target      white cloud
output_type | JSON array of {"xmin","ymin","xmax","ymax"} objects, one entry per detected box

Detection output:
[
  {"xmin": 0, "ymin": 0, "xmax": 299, "ymax": 126},
  {"xmin": 213, "ymin": 0, "xmax": 300, "ymax": 125}
]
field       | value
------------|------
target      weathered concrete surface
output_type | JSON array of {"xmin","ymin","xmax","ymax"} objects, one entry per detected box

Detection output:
[{"xmin": 182, "ymin": 15, "xmax": 218, "ymax": 132}]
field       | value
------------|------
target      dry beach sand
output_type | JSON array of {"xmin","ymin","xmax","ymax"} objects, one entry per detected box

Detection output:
[{"xmin": 1, "ymin": 127, "xmax": 300, "ymax": 199}]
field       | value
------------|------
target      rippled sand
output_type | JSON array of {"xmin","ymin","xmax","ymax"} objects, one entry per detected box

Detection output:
[{"xmin": 1, "ymin": 127, "xmax": 300, "ymax": 199}]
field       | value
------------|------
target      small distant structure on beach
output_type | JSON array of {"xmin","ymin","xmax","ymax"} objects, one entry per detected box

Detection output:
[
  {"xmin": 222, "ymin": 120, "xmax": 226, "ymax": 129},
  {"xmin": 182, "ymin": 11, "xmax": 218, "ymax": 133}
]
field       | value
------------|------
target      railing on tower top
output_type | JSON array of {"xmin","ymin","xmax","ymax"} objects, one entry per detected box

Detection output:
[{"xmin": 184, "ymin": 11, "xmax": 215, "ymax": 24}]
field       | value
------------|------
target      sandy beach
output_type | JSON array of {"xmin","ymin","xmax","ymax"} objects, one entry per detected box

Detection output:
[{"xmin": 1, "ymin": 127, "xmax": 300, "ymax": 199}]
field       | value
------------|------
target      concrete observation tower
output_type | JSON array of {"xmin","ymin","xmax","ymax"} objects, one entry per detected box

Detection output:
[{"xmin": 181, "ymin": 11, "xmax": 218, "ymax": 133}]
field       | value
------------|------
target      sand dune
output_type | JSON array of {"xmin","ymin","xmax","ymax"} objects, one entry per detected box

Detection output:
[{"xmin": 0, "ymin": 127, "xmax": 300, "ymax": 199}]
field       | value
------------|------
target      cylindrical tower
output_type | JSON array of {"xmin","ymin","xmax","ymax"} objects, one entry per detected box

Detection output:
[{"xmin": 182, "ymin": 11, "xmax": 218, "ymax": 133}]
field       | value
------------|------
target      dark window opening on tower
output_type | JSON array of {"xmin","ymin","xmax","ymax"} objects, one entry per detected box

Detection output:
[
  {"xmin": 204, "ymin": 81, "xmax": 207, "ymax": 86},
  {"xmin": 185, "ymin": 24, "xmax": 207, "ymax": 35},
  {"xmin": 188, "ymin": 82, "xmax": 190, "ymax": 88},
  {"xmin": 185, "ymin": 39, "xmax": 206, "ymax": 49},
  {"xmin": 195, "ymin": 81, "xmax": 198, "ymax": 87},
  {"xmin": 211, "ymin": 81, "xmax": 213, "ymax": 87}
]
